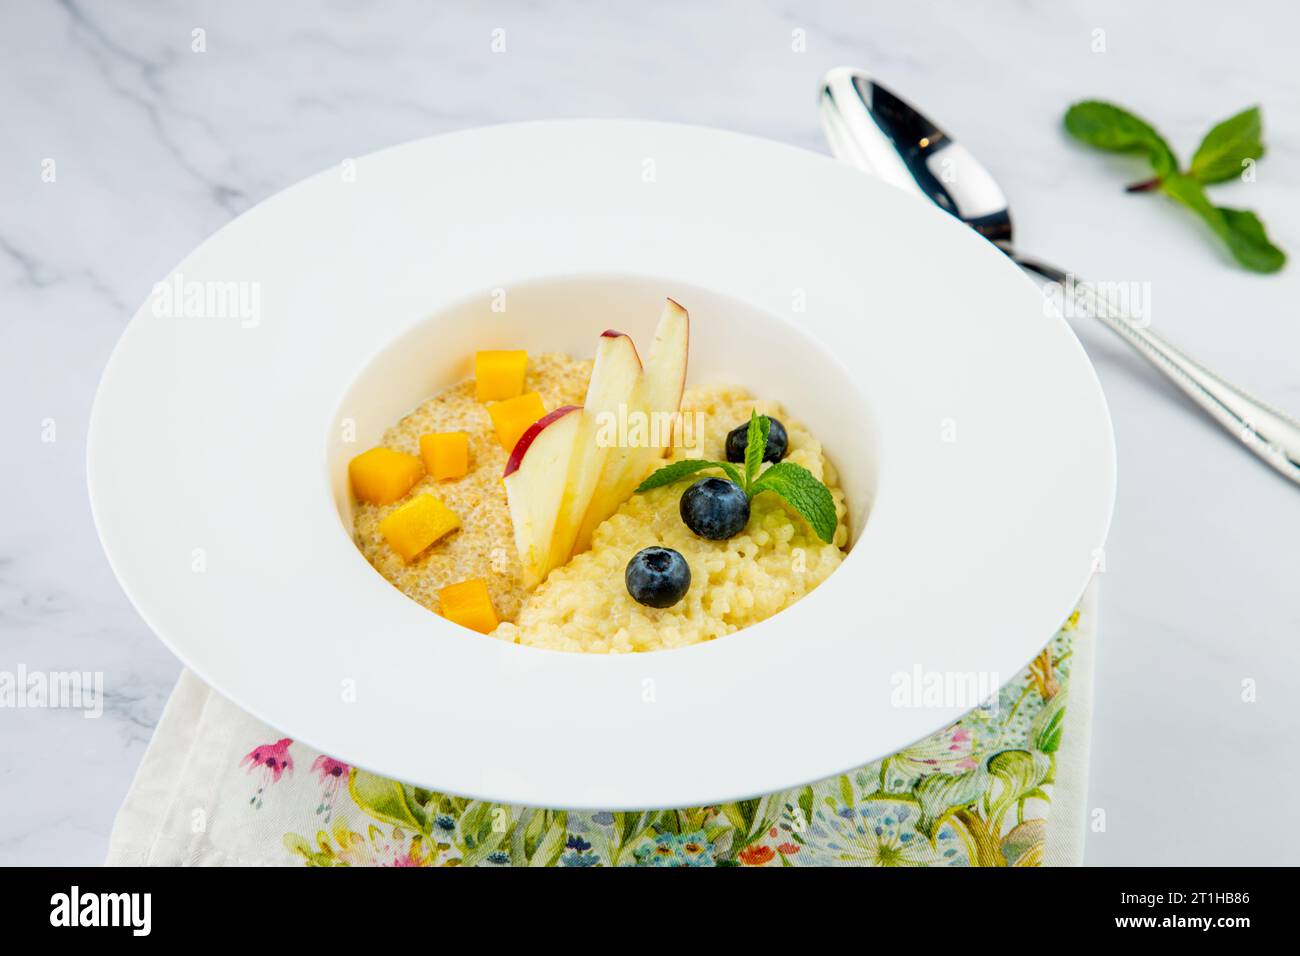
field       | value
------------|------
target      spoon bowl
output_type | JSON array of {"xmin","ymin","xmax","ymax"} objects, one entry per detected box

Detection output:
[{"xmin": 822, "ymin": 72, "xmax": 1013, "ymax": 249}]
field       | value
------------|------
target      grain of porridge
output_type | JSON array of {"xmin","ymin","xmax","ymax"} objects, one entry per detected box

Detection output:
[{"xmin": 355, "ymin": 358, "xmax": 849, "ymax": 653}]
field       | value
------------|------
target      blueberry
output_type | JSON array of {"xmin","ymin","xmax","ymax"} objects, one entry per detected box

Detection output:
[
  {"xmin": 725, "ymin": 417, "xmax": 788, "ymax": 464},
  {"xmin": 679, "ymin": 477, "xmax": 750, "ymax": 540},
  {"xmin": 625, "ymin": 547, "xmax": 691, "ymax": 608}
]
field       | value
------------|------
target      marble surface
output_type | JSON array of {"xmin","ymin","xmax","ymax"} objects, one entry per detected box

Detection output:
[{"xmin": 2, "ymin": 0, "xmax": 1297, "ymax": 866}]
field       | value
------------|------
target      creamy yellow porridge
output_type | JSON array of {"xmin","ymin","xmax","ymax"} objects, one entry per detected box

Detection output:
[{"xmin": 492, "ymin": 386, "xmax": 848, "ymax": 652}]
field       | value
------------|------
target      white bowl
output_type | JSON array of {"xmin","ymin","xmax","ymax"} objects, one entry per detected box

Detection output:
[{"xmin": 88, "ymin": 120, "xmax": 1115, "ymax": 809}]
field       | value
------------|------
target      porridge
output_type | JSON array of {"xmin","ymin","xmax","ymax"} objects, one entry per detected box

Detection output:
[
  {"xmin": 353, "ymin": 353, "xmax": 590, "ymax": 623},
  {"xmin": 347, "ymin": 299, "xmax": 850, "ymax": 653}
]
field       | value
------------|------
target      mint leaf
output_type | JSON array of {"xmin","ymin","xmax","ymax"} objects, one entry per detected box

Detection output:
[
  {"xmin": 1064, "ymin": 101, "xmax": 1178, "ymax": 178},
  {"xmin": 749, "ymin": 461, "xmax": 838, "ymax": 544},
  {"xmin": 1216, "ymin": 207, "xmax": 1286, "ymax": 273},
  {"xmin": 635, "ymin": 458, "xmax": 733, "ymax": 492},
  {"xmin": 743, "ymin": 410, "xmax": 769, "ymax": 490},
  {"xmin": 1190, "ymin": 107, "xmax": 1264, "ymax": 185},
  {"xmin": 1161, "ymin": 174, "xmax": 1286, "ymax": 273}
]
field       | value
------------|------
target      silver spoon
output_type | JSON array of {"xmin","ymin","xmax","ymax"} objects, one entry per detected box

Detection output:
[{"xmin": 821, "ymin": 67, "xmax": 1300, "ymax": 486}]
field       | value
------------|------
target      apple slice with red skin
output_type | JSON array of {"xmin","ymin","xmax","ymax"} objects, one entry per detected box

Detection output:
[
  {"xmin": 502, "ymin": 404, "xmax": 582, "ymax": 588},
  {"xmin": 574, "ymin": 299, "xmax": 689, "ymax": 553},
  {"xmin": 546, "ymin": 330, "xmax": 643, "ymax": 574}
]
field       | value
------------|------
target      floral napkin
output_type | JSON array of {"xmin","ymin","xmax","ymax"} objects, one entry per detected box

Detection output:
[{"xmin": 108, "ymin": 581, "xmax": 1097, "ymax": 867}]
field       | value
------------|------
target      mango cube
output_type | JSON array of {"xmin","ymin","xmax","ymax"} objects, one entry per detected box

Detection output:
[
  {"xmin": 439, "ymin": 578, "xmax": 499, "ymax": 634},
  {"xmin": 379, "ymin": 494, "xmax": 460, "ymax": 563},
  {"xmin": 474, "ymin": 350, "xmax": 528, "ymax": 402},
  {"xmin": 487, "ymin": 391, "xmax": 546, "ymax": 452},
  {"xmin": 349, "ymin": 447, "xmax": 424, "ymax": 505},
  {"xmin": 420, "ymin": 431, "xmax": 470, "ymax": 480}
]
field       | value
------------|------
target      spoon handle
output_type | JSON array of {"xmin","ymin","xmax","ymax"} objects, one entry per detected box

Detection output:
[{"xmin": 1016, "ymin": 255, "xmax": 1300, "ymax": 485}]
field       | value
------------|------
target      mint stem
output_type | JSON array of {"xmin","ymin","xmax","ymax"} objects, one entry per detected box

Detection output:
[{"xmin": 1124, "ymin": 177, "xmax": 1162, "ymax": 193}]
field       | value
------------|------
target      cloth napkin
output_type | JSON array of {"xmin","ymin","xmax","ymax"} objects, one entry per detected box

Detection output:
[{"xmin": 108, "ymin": 580, "xmax": 1097, "ymax": 867}]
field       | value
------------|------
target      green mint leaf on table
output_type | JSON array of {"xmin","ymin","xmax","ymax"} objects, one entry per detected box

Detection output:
[
  {"xmin": 743, "ymin": 409, "xmax": 769, "ymax": 489},
  {"xmin": 1063, "ymin": 101, "xmax": 1177, "ymax": 178},
  {"xmin": 1162, "ymin": 174, "xmax": 1286, "ymax": 273},
  {"xmin": 634, "ymin": 412, "xmax": 837, "ymax": 544},
  {"xmin": 749, "ymin": 461, "xmax": 838, "ymax": 544},
  {"xmin": 1063, "ymin": 100, "xmax": 1284, "ymax": 273},
  {"xmin": 1189, "ymin": 107, "xmax": 1264, "ymax": 185},
  {"xmin": 1214, "ymin": 207, "xmax": 1285, "ymax": 273}
]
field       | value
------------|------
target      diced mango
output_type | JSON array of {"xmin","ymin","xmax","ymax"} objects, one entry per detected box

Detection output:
[
  {"xmin": 420, "ymin": 431, "xmax": 470, "ymax": 480},
  {"xmin": 349, "ymin": 447, "xmax": 424, "ymax": 505},
  {"xmin": 379, "ymin": 494, "xmax": 460, "ymax": 563},
  {"xmin": 474, "ymin": 350, "xmax": 529, "ymax": 402},
  {"xmin": 487, "ymin": 391, "xmax": 546, "ymax": 452},
  {"xmin": 439, "ymin": 578, "xmax": 499, "ymax": 634}
]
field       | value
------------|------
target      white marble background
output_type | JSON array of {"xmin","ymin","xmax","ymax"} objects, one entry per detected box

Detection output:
[{"xmin": 2, "ymin": 0, "xmax": 1298, "ymax": 865}]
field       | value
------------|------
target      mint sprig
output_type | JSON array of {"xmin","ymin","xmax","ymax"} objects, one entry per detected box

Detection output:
[
  {"xmin": 1064, "ymin": 101, "xmax": 1284, "ymax": 273},
  {"xmin": 635, "ymin": 410, "xmax": 838, "ymax": 543}
]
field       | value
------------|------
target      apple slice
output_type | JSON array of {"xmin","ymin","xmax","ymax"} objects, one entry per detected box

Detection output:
[
  {"xmin": 502, "ymin": 405, "xmax": 582, "ymax": 588},
  {"xmin": 573, "ymin": 299, "xmax": 690, "ymax": 552},
  {"xmin": 546, "ymin": 330, "xmax": 643, "ymax": 572}
]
